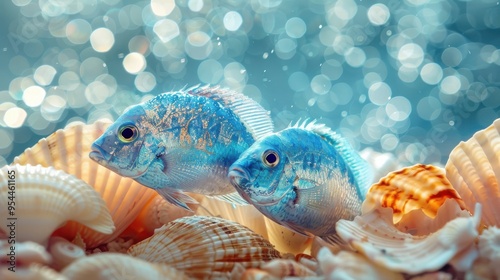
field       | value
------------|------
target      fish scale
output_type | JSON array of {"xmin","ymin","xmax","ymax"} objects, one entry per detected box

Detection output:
[
  {"xmin": 228, "ymin": 120, "xmax": 372, "ymax": 239},
  {"xmin": 90, "ymin": 85, "xmax": 273, "ymax": 210}
]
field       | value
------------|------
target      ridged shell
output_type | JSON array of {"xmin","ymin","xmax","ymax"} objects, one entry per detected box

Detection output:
[
  {"xmin": 316, "ymin": 248, "xmax": 404, "ymax": 280},
  {"xmin": 260, "ymin": 259, "xmax": 317, "ymax": 277},
  {"xmin": 13, "ymin": 121, "xmax": 158, "ymax": 248},
  {"xmin": 362, "ymin": 164, "xmax": 467, "ymax": 223},
  {"xmin": 0, "ymin": 164, "xmax": 114, "ymax": 245},
  {"xmin": 198, "ymin": 197, "xmax": 311, "ymax": 254},
  {"xmin": 122, "ymin": 193, "xmax": 203, "ymax": 242},
  {"xmin": 336, "ymin": 204, "xmax": 481, "ymax": 274},
  {"xmin": 127, "ymin": 215, "xmax": 282, "ymax": 279},
  {"xmin": 61, "ymin": 253, "xmax": 188, "ymax": 280},
  {"xmin": 445, "ymin": 118, "xmax": 500, "ymax": 227}
]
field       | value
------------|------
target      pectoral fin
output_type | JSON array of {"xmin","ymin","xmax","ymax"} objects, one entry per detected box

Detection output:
[
  {"xmin": 155, "ymin": 188, "xmax": 199, "ymax": 212},
  {"xmin": 209, "ymin": 191, "xmax": 249, "ymax": 206}
]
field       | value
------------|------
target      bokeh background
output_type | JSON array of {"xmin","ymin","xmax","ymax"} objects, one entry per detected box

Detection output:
[{"xmin": 0, "ymin": 0, "xmax": 499, "ymax": 166}]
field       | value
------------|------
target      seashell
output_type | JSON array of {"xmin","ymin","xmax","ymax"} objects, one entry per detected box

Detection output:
[
  {"xmin": 475, "ymin": 226, "xmax": 500, "ymax": 278},
  {"xmin": 122, "ymin": 193, "xmax": 203, "ymax": 242},
  {"xmin": 0, "ymin": 263, "xmax": 67, "ymax": 280},
  {"xmin": 127, "ymin": 215, "xmax": 282, "ymax": 279},
  {"xmin": 408, "ymin": 272, "xmax": 453, "ymax": 280},
  {"xmin": 240, "ymin": 268, "xmax": 278, "ymax": 280},
  {"xmin": 0, "ymin": 239, "xmax": 51, "ymax": 267},
  {"xmin": 0, "ymin": 164, "xmax": 114, "ymax": 245},
  {"xmin": 316, "ymin": 248, "xmax": 404, "ymax": 280},
  {"xmin": 199, "ymin": 197, "xmax": 311, "ymax": 254},
  {"xmin": 13, "ymin": 120, "xmax": 158, "ymax": 248},
  {"xmin": 61, "ymin": 253, "xmax": 188, "ymax": 280},
  {"xmin": 260, "ymin": 259, "xmax": 317, "ymax": 277},
  {"xmin": 48, "ymin": 237, "xmax": 85, "ymax": 270},
  {"xmin": 445, "ymin": 118, "xmax": 500, "ymax": 227},
  {"xmin": 362, "ymin": 164, "xmax": 467, "ymax": 223},
  {"xmin": 335, "ymin": 204, "xmax": 481, "ymax": 274}
]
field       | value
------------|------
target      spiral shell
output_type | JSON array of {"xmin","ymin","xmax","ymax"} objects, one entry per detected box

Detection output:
[
  {"xmin": 61, "ymin": 253, "xmax": 188, "ymax": 280},
  {"xmin": 127, "ymin": 215, "xmax": 281, "ymax": 279},
  {"xmin": 13, "ymin": 121, "xmax": 158, "ymax": 248},
  {"xmin": 48, "ymin": 237, "xmax": 85, "ymax": 270},
  {"xmin": 0, "ymin": 164, "xmax": 114, "ymax": 245},
  {"xmin": 362, "ymin": 164, "xmax": 467, "ymax": 223},
  {"xmin": 446, "ymin": 118, "xmax": 500, "ymax": 227}
]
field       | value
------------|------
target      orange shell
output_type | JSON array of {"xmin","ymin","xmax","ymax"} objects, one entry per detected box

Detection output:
[
  {"xmin": 362, "ymin": 164, "xmax": 467, "ymax": 223},
  {"xmin": 13, "ymin": 121, "xmax": 158, "ymax": 248}
]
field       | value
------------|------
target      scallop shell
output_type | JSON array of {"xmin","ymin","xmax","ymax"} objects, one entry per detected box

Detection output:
[
  {"xmin": 445, "ymin": 118, "xmax": 500, "ymax": 227},
  {"xmin": 198, "ymin": 197, "xmax": 311, "ymax": 254},
  {"xmin": 362, "ymin": 164, "xmax": 467, "ymax": 223},
  {"xmin": 61, "ymin": 253, "xmax": 188, "ymax": 280},
  {"xmin": 0, "ymin": 164, "xmax": 114, "ymax": 245},
  {"xmin": 127, "ymin": 215, "xmax": 282, "ymax": 279},
  {"xmin": 259, "ymin": 259, "xmax": 317, "ymax": 277},
  {"xmin": 335, "ymin": 204, "xmax": 481, "ymax": 274},
  {"xmin": 316, "ymin": 248, "xmax": 404, "ymax": 280},
  {"xmin": 13, "ymin": 121, "xmax": 158, "ymax": 248}
]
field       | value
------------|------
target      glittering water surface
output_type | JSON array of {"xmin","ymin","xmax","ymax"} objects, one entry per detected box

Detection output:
[{"xmin": 0, "ymin": 0, "xmax": 499, "ymax": 166}]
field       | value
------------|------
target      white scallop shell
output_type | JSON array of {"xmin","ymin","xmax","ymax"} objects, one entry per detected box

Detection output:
[
  {"xmin": 0, "ymin": 239, "xmax": 51, "ymax": 267},
  {"xmin": 316, "ymin": 248, "xmax": 404, "ymax": 280},
  {"xmin": 0, "ymin": 164, "xmax": 114, "ymax": 245},
  {"xmin": 127, "ymin": 215, "xmax": 281, "ymax": 279},
  {"xmin": 445, "ymin": 118, "xmax": 500, "ymax": 227},
  {"xmin": 61, "ymin": 253, "xmax": 188, "ymax": 280},
  {"xmin": 13, "ymin": 121, "xmax": 158, "ymax": 248},
  {"xmin": 335, "ymin": 204, "xmax": 481, "ymax": 274}
]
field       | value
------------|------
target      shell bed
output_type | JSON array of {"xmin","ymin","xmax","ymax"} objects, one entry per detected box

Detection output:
[{"xmin": 1, "ymin": 118, "xmax": 500, "ymax": 280}]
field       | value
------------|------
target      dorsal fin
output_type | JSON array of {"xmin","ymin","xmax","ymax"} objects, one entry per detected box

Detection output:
[
  {"xmin": 290, "ymin": 119, "xmax": 374, "ymax": 198},
  {"xmin": 185, "ymin": 85, "xmax": 274, "ymax": 140}
]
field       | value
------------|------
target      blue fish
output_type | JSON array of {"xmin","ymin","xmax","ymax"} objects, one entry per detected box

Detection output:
[
  {"xmin": 89, "ymin": 85, "xmax": 274, "ymax": 210},
  {"xmin": 228, "ymin": 120, "xmax": 373, "ymax": 237}
]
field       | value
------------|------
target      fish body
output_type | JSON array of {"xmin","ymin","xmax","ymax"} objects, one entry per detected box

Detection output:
[
  {"xmin": 90, "ymin": 85, "xmax": 274, "ymax": 210},
  {"xmin": 228, "ymin": 120, "xmax": 373, "ymax": 237}
]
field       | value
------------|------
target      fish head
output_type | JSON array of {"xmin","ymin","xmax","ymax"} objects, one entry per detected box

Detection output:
[
  {"xmin": 89, "ymin": 105, "xmax": 163, "ymax": 178},
  {"xmin": 228, "ymin": 134, "xmax": 292, "ymax": 206}
]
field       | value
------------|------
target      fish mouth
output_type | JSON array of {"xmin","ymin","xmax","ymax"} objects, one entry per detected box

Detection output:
[
  {"xmin": 89, "ymin": 144, "xmax": 110, "ymax": 163},
  {"xmin": 228, "ymin": 166, "xmax": 282, "ymax": 207}
]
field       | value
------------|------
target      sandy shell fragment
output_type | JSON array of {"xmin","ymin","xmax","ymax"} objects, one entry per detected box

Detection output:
[
  {"xmin": 13, "ymin": 121, "xmax": 158, "ymax": 248},
  {"xmin": 260, "ymin": 259, "xmax": 317, "ymax": 277},
  {"xmin": 336, "ymin": 204, "xmax": 481, "ymax": 274},
  {"xmin": 316, "ymin": 248, "xmax": 404, "ymax": 280},
  {"xmin": 128, "ymin": 215, "xmax": 281, "ymax": 279},
  {"xmin": 0, "ymin": 164, "xmax": 114, "ymax": 245},
  {"xmin": 446, "ymin": 118, "xmax": 500, "ymax": 227},
  {"xmin": 362, "ymin": 164, "xmax": 467, "ymax": 223},
  {"xmin": 61, "ymin": 253, "xmax": 188, "ymax": 280}
]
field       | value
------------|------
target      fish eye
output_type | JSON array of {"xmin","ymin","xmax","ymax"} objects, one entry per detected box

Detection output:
[
  {"xmin": 118, "ymin": 124, "xmax": 138, "ymax": 143},
  {"xmin": 262, "ymin": 150, "xmax": 279, "ymax": 167}
]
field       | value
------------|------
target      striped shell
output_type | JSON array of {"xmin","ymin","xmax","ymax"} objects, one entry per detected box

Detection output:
[
  {"xmin": 13, "ymin": 121, "xmax": 158, "ymax": 248},
  {"xmin": 446, "ymin": 118, "xmax": 500, "ymax": 227},
  {"xmin": 127, "ymin": 215, "xmax": 281, "ymax": 279},
  {"xmin": 336, "ymin": 204, "xmax": 481, "ymax": 274},
  {"xmin": 0, "ymin": 164, "xmax": 114, "ymax": 245},
  {"xmin": 362, "ymin": 164, "xmax": 467, "ymax": 223},
  {"xmin": 61, "ymin": 253, "xmax": 188, "ymax": 280},
  {"xmin": 198, "ymin": 197, "xmax": 310, "ymax": 255}
]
